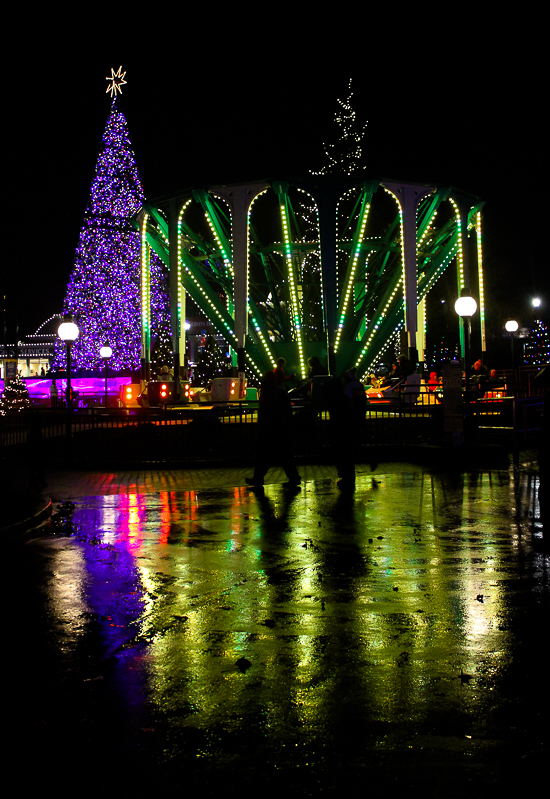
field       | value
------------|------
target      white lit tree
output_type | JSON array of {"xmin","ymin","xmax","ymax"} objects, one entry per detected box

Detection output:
[
  {"xmin": 296, "ymin": 80, "xmax": 368, "ymax": 341},
  {"xmin": 0, "ymin": 373, "xmax": 30, "ymax": 415},
  {"xmin": 312, "ymin": 79, "xmax": 368, "ymax": 177}
]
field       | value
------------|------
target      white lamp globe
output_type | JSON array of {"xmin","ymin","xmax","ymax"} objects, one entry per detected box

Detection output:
[
  {"xmin": 454, "ymin": 296, "xmax": 477, "ymax": 317},
  {"xmin": 100, "ymin": 346, "xmax": 113, "ymax": 359},
  {"xmin": 58, "ymin": 321, "xmax": 79, "ymax": 341},
  {"xmin": 505, "ymin": 320, "xmax": 519, "ymax": 333}
]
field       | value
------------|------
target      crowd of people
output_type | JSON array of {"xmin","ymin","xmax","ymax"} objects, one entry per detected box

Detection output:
[{"xmin": 244, "ymin": 353, "xmax": 508, "ymax": 493}]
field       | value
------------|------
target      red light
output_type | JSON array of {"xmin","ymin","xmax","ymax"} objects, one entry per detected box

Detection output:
[
  {"xmin": 161, "ymin": 383, "xmax": 167, "ymax": 390},
  {"xmin": 161, "ymin": 391, "xmax": 167, "ymax": 398}
]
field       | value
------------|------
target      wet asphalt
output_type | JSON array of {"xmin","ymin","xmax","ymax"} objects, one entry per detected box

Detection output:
[{"xmin": 6, "ymin": 461, "xmax": 547, "ymax": 797}]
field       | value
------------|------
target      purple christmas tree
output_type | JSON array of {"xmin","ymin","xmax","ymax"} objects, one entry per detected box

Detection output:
[{"xmin": 55, "ymin": 100, "xmax": 170, "ymax": 371}]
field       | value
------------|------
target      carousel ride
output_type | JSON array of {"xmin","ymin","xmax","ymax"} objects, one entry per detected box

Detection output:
[{"xmin": 136, "ymin": 174, "xmax": 485, "ymax": 391}]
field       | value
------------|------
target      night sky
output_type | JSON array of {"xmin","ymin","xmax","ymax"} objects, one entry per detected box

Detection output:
[{"xmin": 3, "ymin": 13, "xmax": 544, "ymax": 348}]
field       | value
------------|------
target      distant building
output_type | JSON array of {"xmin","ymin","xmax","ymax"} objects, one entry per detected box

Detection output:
[{"xmin": 0, "ymin": 315, "xmax": 61, "ymax": 378}]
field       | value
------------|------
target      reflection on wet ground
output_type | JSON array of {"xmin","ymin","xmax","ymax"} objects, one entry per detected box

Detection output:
[{"xmin": 7, "ymin": 467, "xmax": 547, "ymax": 796}]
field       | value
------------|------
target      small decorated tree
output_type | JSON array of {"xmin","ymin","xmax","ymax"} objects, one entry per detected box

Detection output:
[
  {"xmin": 0, "ymin": 373, "xmax": 30, "ymax": 415},
  {"xmin": 524, "ymin": 319, "xmax": 549, "ymax": 366},
  {"xmin": 192, "ymin": 336, "xmax": 228, "ymax": 385}
]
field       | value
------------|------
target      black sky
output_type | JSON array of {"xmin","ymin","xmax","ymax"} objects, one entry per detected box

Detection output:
[{"xmin": 3, "ymin": 11, "xmax": 544, "ymax": 340}]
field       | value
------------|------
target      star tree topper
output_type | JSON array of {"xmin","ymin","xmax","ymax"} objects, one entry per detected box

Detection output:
[{"xmin": 106, "ymin": 66, "xmax": 127, "ymax": 98}]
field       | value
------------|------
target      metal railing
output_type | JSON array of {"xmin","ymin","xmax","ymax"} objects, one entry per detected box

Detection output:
[{"xmin": 0, "ymin": 387, "xmax": 542, "ymax": 465}]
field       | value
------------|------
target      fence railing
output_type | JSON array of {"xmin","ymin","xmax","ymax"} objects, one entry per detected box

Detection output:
[{"xmin": 0, "ymin": 389, "xmax": 542, "ymax": 465}]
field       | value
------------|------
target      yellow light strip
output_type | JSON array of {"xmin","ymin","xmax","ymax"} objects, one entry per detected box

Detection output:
[
  {"xmin": 361, "ymin": 325, "xmax": 403, "ymax": 379},
  {"xmin": 449, "ymin": 197, "xmax": 464, "ymax": 290},
  {"xmin": 205, "ymin": 206, "xmax": 233, "ymax": 278},
  {"xmin": 476, "ymin": 211, "xmax": 486, "ymax": 352},
  {"xmin": 177, "ymin": 200, "xmax": 193, "ymax": 336},
  {"xmin": 335, "ymin": 201, "xmax": 370, "ymax": 352},
  {"xmin": 417, "ymin": 208, "xmax": 438, "ymax": 249},
  {"xmin": 281, "ymin": 203, "xmax": 306, "ymax": 378},
  {"xmin": 354, "ymin": 277, "xmax": 403, "ymax": 368}
]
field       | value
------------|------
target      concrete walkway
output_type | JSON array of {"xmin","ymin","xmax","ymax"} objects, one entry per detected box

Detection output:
[
  {"xmin": 43, "ymin": 460, "xmax": 426, "ymax": 500},
  {"xmin": 5, "ymin": 456, "xmax": 547, "ymax": 797}
]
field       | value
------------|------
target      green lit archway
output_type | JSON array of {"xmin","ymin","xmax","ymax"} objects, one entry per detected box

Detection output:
[{"xmin": 136, "ymin": 175, "xmax": 485, "ymax": 386}]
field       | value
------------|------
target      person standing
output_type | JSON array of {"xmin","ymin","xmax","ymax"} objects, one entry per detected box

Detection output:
[
  {"xmin": 274, "ymin": 357, "xmax": 295, "ymax": 387},
  {"xmin": 246, "ymin": 371, "xmax": 301, "ymax": 489},
  {"xmin": 50, "ymin": 378, "xmax": 58, "ymax": 410},
  {"xmin": 324, "ymin": 376, "xmax": 356, "ymax": 491}
]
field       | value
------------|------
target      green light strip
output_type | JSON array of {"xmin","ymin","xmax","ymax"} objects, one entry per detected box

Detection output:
[{"xmin": 140, "ymin": 213, "xmax": 150, "ymax": 337}]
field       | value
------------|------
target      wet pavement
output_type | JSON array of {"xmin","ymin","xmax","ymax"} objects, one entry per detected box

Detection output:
[{"xmin": 6, "ymin": 461, "xmax": 548, "ymax": 797}]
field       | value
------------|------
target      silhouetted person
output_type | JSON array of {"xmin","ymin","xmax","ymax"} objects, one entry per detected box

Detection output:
[
  {"xmin": 274, "ymin": 357, "xmax": 295, "ymax": 387},
  {"xmin": 470, "ymin": 358, "xmax": 488, "ymax": 398},
  {"xmin": 307, "ymin": 356, "xmax": 327, "ymax": 380},
  {"xmin": 292, "ymin": 356, "xmax": 328, "ymax": 399},
  {"xmin": 246, "ymin": 370, "xmax": 301, "ymax": 489},
  {"xmin": 394, "ymin": 355, "xmax": 415, "ymax": 380},
  {"xmin": 324, "ymin": 377, "xmax": 356, "ymax": 490}
]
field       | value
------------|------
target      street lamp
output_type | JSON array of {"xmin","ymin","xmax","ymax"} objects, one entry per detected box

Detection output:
[
  {"xmin": 57, "ymin": 317, "xmax": 79, "ymax": 439},
  {"xmin": 100, "ymin": 345, "xmax": 112, "ymax": 408},
  {"xmin": 505, "ymin": 320, "xmax": 519, "ymax": 368},
  {"xmin": 455, "ymin": 291, "xmax": 477, "ymax": 437}
]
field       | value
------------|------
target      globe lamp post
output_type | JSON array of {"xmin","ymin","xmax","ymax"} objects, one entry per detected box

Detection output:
[
  {"xmin": 455, "ymin": 292, "xmax": 477, "ymax": 437},
  {"xmin": 57, "ymin": 319, "xmax": 79, "ymax": 439},
  {"xmin": 100, "ymin": 345, "xmax": 112, "ymax": 408},
  {"xmin": 505, "ymin": 320, "xmax": 519, "ymax": 369}
]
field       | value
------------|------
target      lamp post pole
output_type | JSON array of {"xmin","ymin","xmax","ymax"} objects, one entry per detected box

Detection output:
[
  {"xmin": 100, "ymin": 345, "xmax": 112, "ymax": 408},
  {"xmin": 57, "ymin": 319, "xmax": 79, "ymax": 440},
  {"xmin": 505, "ymin": 320, "xmax": 519, "ymax": 394},
  {"xmin": 455, "ymin": 291, "xmax": 477, "ymax": 440},
  {"xmin": 505, "ymin": 320, "xmax": 519, "ymax": 367}
]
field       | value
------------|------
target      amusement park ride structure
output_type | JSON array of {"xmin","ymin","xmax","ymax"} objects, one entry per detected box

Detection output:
[{"xmin": 136, "ymin": 174, "xmax": 485, "ymax": 398}]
